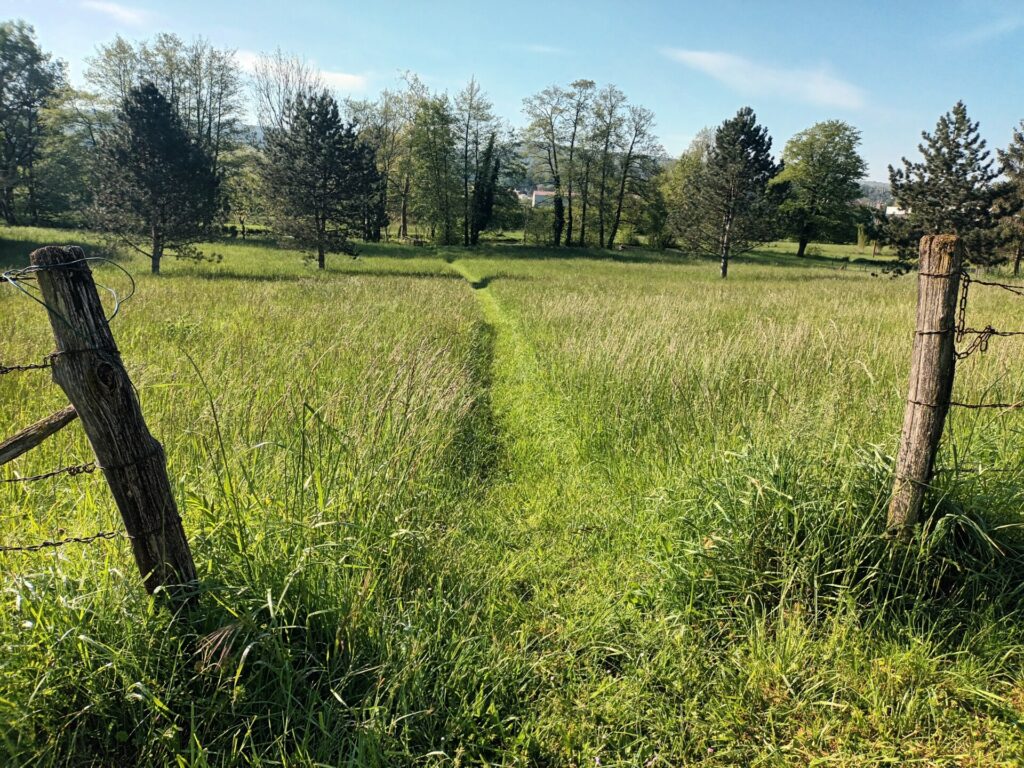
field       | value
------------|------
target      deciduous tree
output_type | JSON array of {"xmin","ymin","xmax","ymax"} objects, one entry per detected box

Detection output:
[
  {"xmin": 0, "ymin": 20, "xmax": 65, "ymax": 224},
  {"xmin": 409, "ymin": 94, "xmax": 459, "ymax": 244},
  {"xmin": 773, "ymin": 120, "xmax": 867, "ymax": 257}
]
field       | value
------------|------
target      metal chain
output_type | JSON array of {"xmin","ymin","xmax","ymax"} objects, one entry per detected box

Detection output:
[
  {"xmin": 1, "ymin": 462, "xmax": 96, "ymax": 484},
  {"xmin": 0, "ymin": 529, "xmax": 122, "ymax": 554}
]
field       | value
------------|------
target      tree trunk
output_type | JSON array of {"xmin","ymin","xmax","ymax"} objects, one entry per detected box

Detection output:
[
  {"xmin": 400, "ymin": 175, "xmax": 410, "ymax": 238},
  {"xmin": 1, "ymin": 184, "xmax": 16, "ymax": 225},
  {"xmin": 579, "ymin": 160, "xmax": 590, "ymax": 247},
  {"xmin": 796, "ymin": 235, "xmax": 809, "ymax": 258},
  {"xmin": 27, "ymin": 164, "xmax": 39, "ymax": 226},
  {"xmin": 151, "ymin": 228, "xmax": 163, "ymax": 275},
  {"xmin": 1015, "ymin": 239, "xmax": 1023, "ymax": 276},
  {"xmin": 720, "ymin": 215, "xmax": 733, "ymax": 279}
]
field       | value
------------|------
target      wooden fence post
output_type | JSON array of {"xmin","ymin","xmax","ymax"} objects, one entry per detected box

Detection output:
[
  {"xmin": 888, "ymin": 235, "xmax": 964, "ymax": 534},
  {"xmin": 30, "ymin": 246, "xmax": 197, "ymax": 597}
]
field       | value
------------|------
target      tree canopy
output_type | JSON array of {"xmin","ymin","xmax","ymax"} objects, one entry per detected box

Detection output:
[
  {"xmin": 773, "ymin": 120, "xmax": 867, "ymax": 257},
  {"xmin": 94, "ymin": 82, "xmax": 220, "ymax": 274},
  {"xmin": 889, "ymin": 101, "xmax": 999, "ymax": 264},
  {"xmin": 262, "ymin": 90, "xmax": 378, "ymax": 268}
]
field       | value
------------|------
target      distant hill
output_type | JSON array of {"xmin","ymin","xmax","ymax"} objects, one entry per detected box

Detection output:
[{"xmin": 858, "ymin": 181, "xmax": 891, "ymax": 206}]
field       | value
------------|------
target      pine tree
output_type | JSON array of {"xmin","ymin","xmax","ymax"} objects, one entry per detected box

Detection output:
[
  {"xmin": 889, "ymin": 101, "xmax": 999, "ymax": 264},
  {"xmin": 94, "ymin": 82, "xmax": 220, "ymax": 274},
  {"xmin": 678, "ymin": 107, "xmax": 781, "ymax": 278},
  {"xmin": 996, "ymin": 121, "xmax": 1024, "ymax": 275},
  {"xmin": 262, "ymin": 91, "xmax": 374, "ymax": 268}
]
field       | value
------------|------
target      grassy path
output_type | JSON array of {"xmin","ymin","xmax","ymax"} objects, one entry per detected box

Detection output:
[{"xmin": 448, "ymin": 260, "xmax": 678, "ymax": 759}]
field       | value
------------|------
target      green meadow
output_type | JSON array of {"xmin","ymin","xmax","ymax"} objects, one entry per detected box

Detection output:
[{"xmin": 3, "ymin": 226, "xmax": 1024, "ymax": 766}]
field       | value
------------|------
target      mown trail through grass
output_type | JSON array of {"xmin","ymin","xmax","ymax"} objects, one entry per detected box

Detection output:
[{"xmin": 448, "ymin": 259, "xmax": 688, "ymax": 760}]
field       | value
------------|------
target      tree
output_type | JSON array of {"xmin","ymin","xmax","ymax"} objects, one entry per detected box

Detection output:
[
  {"xmin": 346, "ymin": 87, "xmax": 406, "ymax": 241},
  {"xmin": 251, "ymin": 48, "xmax": 324, "ymax": 134},
  {"xmin": 523, "ymin": 85, "xmax": 568, "ymax": 246},
  {"xmin": 996, "ymin": 121, "xmax": 1024, "ymax": 275},
  {"xmin": 455, "ymin": 77, "xmax": 495, "ymax": 246},
  {"xmin": 262, "ymin": 90, "xmax": 375, "ymax": 268},
  {"xmin": 409, "ymin": 94, "xmax": 459, "ymax": 244},
  {"xmin": 564, "ymin": 79, "xmax": 595, "ymax": 246},
  {"xmin": 0, "ymin": 20, "xmax": 66, "ymax": 224},
  {"xmin": 889, "ymin": 101, "xmax": 999, "ymax": 264},
  {"xmin": 221, "ymin": 144, "xmax": 264, "ymax": 239},
  {"xmin": 33, "ymin": 89, "xmax": 110, "ymax": 225},
  {"xmin": 86, "ymin": 34, "xmax": 242, "ymax": 175},
  {"xmin": 94, "ymin": 83, "xmax": 220, "ymax": 274},
  {"xmin": 590, "ymin": 84, "xmax": 626, "ymax": 248},
  {"xmin": 773, "ymin": 120, "xmax": 867, "ymax": 258},
  {"xmin": 676, "ymin": 107, "xmax": 781, "ymax": 278},
  {"xmin": 664, "ymin": 128, "xmax": 713, "ymax": 240},
  {"xmin": 469, "ymin": 131, "xmax": 501, "ymax": 245},
  {"xmin": 607, "ymin": 104, "xmax": 657, "ymax": 248}
]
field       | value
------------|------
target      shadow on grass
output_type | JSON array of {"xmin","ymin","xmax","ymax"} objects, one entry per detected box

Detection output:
[
  {"xmin": 735, "ymin": 247, "xmax": 894, "ymax": 272},
  {"xmin": 174, "ymin": 267, "xmax": 462, "ymax": 283},
  {"xmin": 0, "ymin": 228, "xmax": 104, "ymax": 271}
]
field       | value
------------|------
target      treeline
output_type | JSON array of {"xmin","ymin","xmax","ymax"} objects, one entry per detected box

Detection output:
[{"xmin": 4, "ymin": 19, "xmax": 1024, "ymax": 276}]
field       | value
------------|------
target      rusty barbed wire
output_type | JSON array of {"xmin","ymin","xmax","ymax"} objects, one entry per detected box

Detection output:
[
  {"xmin": 0, "ymin": 529, "xmax": 123, "ymax": 554},
  {"xmin": 0, "ymin": 358, "xmax": 53, "ymax": 375},
  {"xmin": 1, "ymin": 462, "xmax": 96, "ymax": 484}
]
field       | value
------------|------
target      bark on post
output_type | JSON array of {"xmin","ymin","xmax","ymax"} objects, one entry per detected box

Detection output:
[
  {"xmin": 30, "ymin": 245, "xmax": 196, "ymax": 597},
  {"xmin": 888, "ymin": 235, "xmax": 964, "ymax": 534}
]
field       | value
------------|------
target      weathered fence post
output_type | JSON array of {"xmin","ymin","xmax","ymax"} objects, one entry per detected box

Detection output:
[
  {"xmin": 30, "ymin": 246, "xmax": 197, "ymax": 597},
  {"xmin": 888, "ymin": 235, "xmax": 964, "ymax": 534}
]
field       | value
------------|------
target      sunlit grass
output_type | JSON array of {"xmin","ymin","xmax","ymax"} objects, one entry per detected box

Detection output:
[{"xmin": 2, "ymin": 225, "xmax": 1024, "ymax": 765}]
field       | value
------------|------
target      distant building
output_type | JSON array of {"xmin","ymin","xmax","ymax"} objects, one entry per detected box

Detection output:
[
  {"xmin": 885, "ymin": 205, "xmax": 909, "ymax": 217},
  {"xmin": 531, "ymin": 189, "xmax": 556, "ymax": 208}
]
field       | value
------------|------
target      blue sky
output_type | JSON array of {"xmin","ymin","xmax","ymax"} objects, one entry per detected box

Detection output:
[{"xmin": 11, "ymin": 0, "xmax": 1024, "ymax": 180}]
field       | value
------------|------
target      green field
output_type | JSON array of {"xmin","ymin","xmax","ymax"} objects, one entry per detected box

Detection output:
[{"xmin": 3, "ymin": 226, "xmax": 1024, "ymax": 766}]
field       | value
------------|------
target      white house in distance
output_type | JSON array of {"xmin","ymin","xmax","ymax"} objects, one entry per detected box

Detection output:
[
  {"xmin": 886, "ymin": 205, "xmax": 909, "ymax": 217},
  {"xmin": 531, "ymin": 189, "xmax": 556, "ymax": 208}
]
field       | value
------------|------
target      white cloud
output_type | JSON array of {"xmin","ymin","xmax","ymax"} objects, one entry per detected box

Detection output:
[
  {"xmin": 521, "ymin": 43, "xmax": 569, "ymax": 55},
  {"xmin": 235, "ymin": 49, "xmax": 368, "ymax": 93},
  {"xmin": 80, "ymin": 1, "xmax": 151, "ymax": 26},
  {"xmin": 662, "ymin": 48, "xmax": 866, "ymax": 110},
  {"xmin": 951, "ymin": 15, "xmax": 1023, "ymax": 47},
  {"xmin": 320, "ymin": 70, "xmax": 367, "ymax": 91}
]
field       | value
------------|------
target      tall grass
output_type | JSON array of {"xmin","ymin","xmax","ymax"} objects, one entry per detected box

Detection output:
[{"xmin": 2, "ymin": 226, "xmax": 1024, "ymax": 764}]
